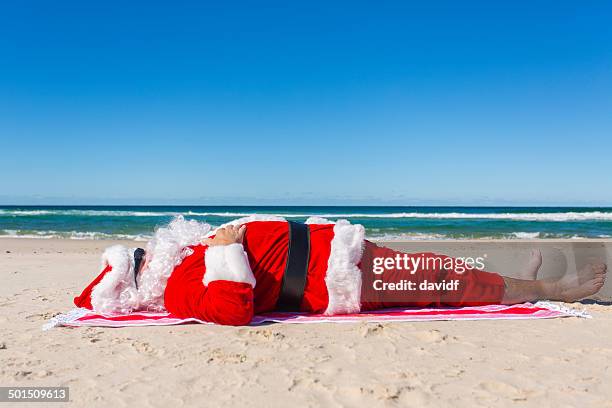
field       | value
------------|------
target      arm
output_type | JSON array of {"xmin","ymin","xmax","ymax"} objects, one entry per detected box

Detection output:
[
  {"xmin": 165, "ymin": 224, "xmax": 256, "ymax": 326},
  {"xmin": 187, "ymin": 280, "xmax": 255, "ymax": 326},
  {"xmin": 199, "ymin": 242, "xmax": 256, "ymax": 325}
]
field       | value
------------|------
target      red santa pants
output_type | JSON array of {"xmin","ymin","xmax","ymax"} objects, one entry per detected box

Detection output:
[{"xmin": 359, "ymin": 240, "xmax": 506, "ymax": 310}]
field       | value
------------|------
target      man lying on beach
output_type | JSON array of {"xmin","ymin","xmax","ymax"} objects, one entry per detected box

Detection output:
[{"xmin": 74, "ymin": 216, "xmax": 607, "ymax": 325}]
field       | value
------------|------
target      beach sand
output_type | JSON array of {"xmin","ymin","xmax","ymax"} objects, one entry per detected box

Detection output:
[{"xmin": 1, "ymin": 238, "xmax": 611, "ymax": 407}]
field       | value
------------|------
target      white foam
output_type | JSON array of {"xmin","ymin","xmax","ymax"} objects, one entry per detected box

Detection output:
[
  {"xmin": 0, "ymin": 229, "xmax": 150, "ymax": 241},
  {"xmin": 370, "ymin": 232, "xmax": 450, "ymax": 241},
  {"xmin": 1, "ymin": 228, "xmax": 608, "ymax": 241},
  {"xmin": 0, "ymin": 209, "xmax": 175, "ymax": 217},
  {"xmin": 340, "ymin": 211, "xmax": 612, "ymax": 221},
  {"xmin": 511, "ymin": 232, "xmax": 541, "ymax": 239},
  {"xmin": 2, "ymin": 209, "xmax": 612, "ymax": 221},
  {"xmin": 370, "ymin": 231, "xmax": 610, "ymax": 241},
  {"xmin": 171, "ymin": 210, "xmax": 612, "ymax": 221}
]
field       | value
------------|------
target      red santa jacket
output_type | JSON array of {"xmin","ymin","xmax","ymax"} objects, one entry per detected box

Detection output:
[{"xmin": 74, "ymin": 216, "xmax": 365, "ymax": 325}]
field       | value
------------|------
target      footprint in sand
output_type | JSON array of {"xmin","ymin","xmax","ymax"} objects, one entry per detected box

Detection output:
[
  {"xmin": 444, "ymin": 368, "xmax": 466, "ymax": 378},
  {"xmin": 12, "ymin": 361, "xmax": 47, "ymax": 381},
  {"xmin": 82, "ymin": 328, "xmax": 103, "ymax": 343},
  {"xmin": 14, "ymin": 370, "xmax": 33, "ymax": 380},
  {"xmin": 287, "ymin": 376, "xmax": 330, "ymax": 393},
  {"xmin": 411, "ymin": 329, "xmax": 453, "ymax": 343},
  {"xmin": 359, "ymin": 383, "xmax": 403, "ymax": 401},
  {"xmin": 479, "ymin": 380, "xmax": 527, "ymax": 400},
  {"xmin": 25, "ymin": 312, "xmax": 59, "ymax": 321},
  {"xmin": 357, "ymin": 383, "xmax": 431, "ymax": 405},
  {"xmin": 207, "ymin": 348, "xmax": 248, "ymax": 364},
  {"xmin": 360, "ymin": 323, "xmax": 385, "ymax": 337},
  {"xmin": 238, "ymin": 328, "xmax": 286, "ymax": 341},
  {"xmin": 35, "ymin": 369, "xmax": 52, "ymax": 378},
  {"xmin": 130, "ymin": 340, "xmax": 161, "ymax": 356}
]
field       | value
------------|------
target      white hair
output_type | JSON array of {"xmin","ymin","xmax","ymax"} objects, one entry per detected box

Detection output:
[{"xmin": 136, "ymin": 216, "xmax": 212, "ymax": 311}]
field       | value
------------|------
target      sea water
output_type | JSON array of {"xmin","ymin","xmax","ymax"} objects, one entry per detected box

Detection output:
[{"xmin": 0, "ymin": 206, "xmax": 611, "ymax": 241}]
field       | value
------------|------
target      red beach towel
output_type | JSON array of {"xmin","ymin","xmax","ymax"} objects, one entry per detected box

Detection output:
[{"xmin": 43, "ymin": 302, "xmax": 589, "ymax": 330}]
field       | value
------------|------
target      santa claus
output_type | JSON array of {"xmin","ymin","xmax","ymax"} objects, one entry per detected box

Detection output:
[{"xmin": 74, "ymin": 216, "xmax": 607, "ymax": 325}]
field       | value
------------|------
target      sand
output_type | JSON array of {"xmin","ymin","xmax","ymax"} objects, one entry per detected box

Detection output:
[{"xmin": 1, "ymin": 238, "xmax": 611, "ymax": 407}]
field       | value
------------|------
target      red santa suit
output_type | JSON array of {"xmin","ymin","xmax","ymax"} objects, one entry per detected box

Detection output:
[
  {"xmin": 74, "ymin": 215, "xmax": 506, "ymax": 325},
  {"xmin": 74, "ymin": 215, "xmax": 366, "ymax": 325}
]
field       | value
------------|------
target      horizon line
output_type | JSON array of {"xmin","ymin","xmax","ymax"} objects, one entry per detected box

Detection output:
[{"xmin": 1, "ymin": 203, "xmax": 612, "ymax": 208}]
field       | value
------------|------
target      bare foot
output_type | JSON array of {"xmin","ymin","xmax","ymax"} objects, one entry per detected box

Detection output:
[
  {"xmin": 555, "ymin": 263, "xmax": 607, "ymax": 302},
  {"xmin": 520, "ymin": 249, "xmax": 542, "ymax": 280}
]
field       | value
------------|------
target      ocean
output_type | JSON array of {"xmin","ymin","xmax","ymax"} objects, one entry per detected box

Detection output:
[{"xmin": 0, "ymin": 206, "xmax": 611, "ymax": 241}]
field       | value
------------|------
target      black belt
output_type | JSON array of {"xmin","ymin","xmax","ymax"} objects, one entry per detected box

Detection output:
[{"xmin": 276, "ymin": 221, "xmax": 310, "ymax": 312}]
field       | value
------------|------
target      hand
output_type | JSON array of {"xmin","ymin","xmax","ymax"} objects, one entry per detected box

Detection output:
[{"xmin": 202, "ymin": 224, "xmax": 246, "ymax": 247}]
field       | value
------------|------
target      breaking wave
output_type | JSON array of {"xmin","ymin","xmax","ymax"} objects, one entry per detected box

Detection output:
[
  {"xmin": 1, "ymin": 228, "xmax": 608, "ymax": 241},
  {"xmin": 0, "ymin": 229, "xmax": 151, "ymax": 241},
  {"xmin": 2, "ymin": 209, "xmax": 612, "ymax": 222}
]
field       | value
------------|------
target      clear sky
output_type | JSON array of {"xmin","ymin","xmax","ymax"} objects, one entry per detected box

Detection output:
[{"xmin": 1, "ymin": 1, "xmax": 611, "ymax": 205}]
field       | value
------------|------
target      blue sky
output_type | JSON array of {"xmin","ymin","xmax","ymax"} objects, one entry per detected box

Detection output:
[{"xmin": 1, "ymin": 1, "xmax": 611, "ymax": 205}]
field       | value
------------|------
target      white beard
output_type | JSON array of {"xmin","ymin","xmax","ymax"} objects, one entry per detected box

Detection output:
[{"xmin": 137, "ymin": 216, "xmax": 212, "ymax": 311}]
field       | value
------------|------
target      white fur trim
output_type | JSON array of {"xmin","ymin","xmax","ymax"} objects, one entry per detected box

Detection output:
[
  {"xmin": 137, "ymin": 216, "xmax": 211, "ymax": 311},
  {"xmin": 305, "ymin": 216, "xmax": 332, "ymax": 224},
  {"xmin": 203, "ymin": 244, "xmax": 256, "ymax": 287},
  {"xmin": 205, "ymin": 214, "xmax": 287, "ymax": 237},
  {"xmin": 90, "ymin": 245, "xmax": 138, "ymax": 314},
  {"xmin": 323, "ymin": 220, "xmax": 365, "ymax": 315}
]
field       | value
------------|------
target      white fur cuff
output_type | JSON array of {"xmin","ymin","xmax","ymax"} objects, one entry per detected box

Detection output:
[{"xmin": 203, "ymin": 244, "xmax": 256, "ymax": 288}]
